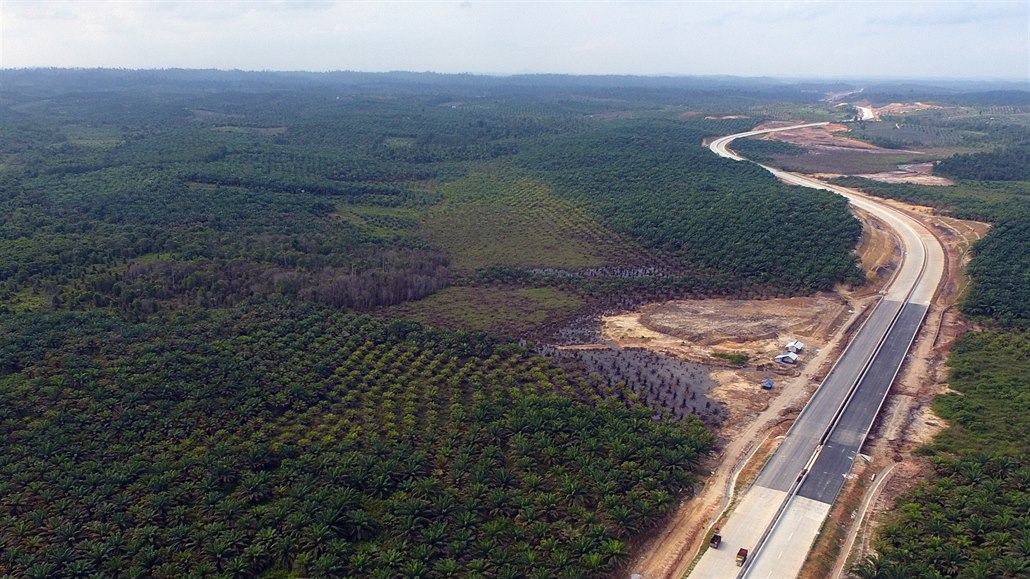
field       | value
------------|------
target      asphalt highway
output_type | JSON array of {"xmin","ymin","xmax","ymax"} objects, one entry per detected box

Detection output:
[
  {"xmin": 754, "ymin": 300, "xmax": 903, "ymax": 492},
  {"xmin": 797, "ymin": 303, "xmax": 928, "ymax": 504}
]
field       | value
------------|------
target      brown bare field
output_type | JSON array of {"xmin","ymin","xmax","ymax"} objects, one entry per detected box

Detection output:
[
  {"xmin": 873, "ymin": 102, "xmax": 944, "ymax": 117},
  {"xmin": 756, "ymin": 121, "xmax": 883, "ymax": 151},
  {"xmin": 851, "ymin": 207, "xmax": 900, "ymax": 290},
  {"xmin": 603, "ymin": 292, "xmax": 860, "ymax": 430},
  {"xmin": 634, "ymin": 296, "xmax": 850, "ymax": 357},
  {"xmin": 856, "ymin": 162, "xmax": 955, "ymax": 186}
]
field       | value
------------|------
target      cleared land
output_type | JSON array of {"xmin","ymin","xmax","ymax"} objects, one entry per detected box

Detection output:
[
  {"xmin": 751, "ymin": 120, "xmax": 978, "ymax": 175},
  {"xmin": 854, "ymin": 161, "xmax": 955, "ymax": 186},
  {"xmin": 420, "ymin": 170, "xmax": 634, "ymax": 271},
  {"xmin": 625, "ymin": 280, "xmax": 885, "ymax": 579}
]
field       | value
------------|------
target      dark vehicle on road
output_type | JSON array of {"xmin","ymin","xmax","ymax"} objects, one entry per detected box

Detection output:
[{"xmin": 736, "ymin": 548, "xmax": 748, "ymax": 566}]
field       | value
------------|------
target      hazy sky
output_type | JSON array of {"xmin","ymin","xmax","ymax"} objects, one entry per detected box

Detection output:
[{"xmin": 3, "ymin": 1, "xmax": 1028, "ymax": 80}]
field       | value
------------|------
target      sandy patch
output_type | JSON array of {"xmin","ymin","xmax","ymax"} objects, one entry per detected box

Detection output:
[
  {"xmin": 754, "ymin": 120, "xmax": 925, "ymax": 155},
  {"xmin": 856, "ymin": 162, "xmax": 954, "ymax": 186},
  {"xmin": 754, "ymin": 121, "xmax": 883, "ymax": 151},
  {"xmin": 852, "ymin": 207, "xmax": 901, "ymax": 290},
  {"xmin": 874, "ymin": 102, "xmax": 943, "ymax": 117},
  {"xmin": 856, "ymin": 173, "xmax": 954, "ymax": 186},
  {"xmin": 631, "ymin": 295, "xmax": 850, "ymax": 362}
]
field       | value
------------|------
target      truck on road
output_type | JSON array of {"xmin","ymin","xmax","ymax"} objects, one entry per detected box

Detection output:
[{"xmin": 736, "ymin": 548, "xmax": 748, "ymax": 566}]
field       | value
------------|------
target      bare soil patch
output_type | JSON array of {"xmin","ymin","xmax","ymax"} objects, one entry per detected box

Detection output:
[
  {"xmin": 856, "ymin": 162, "xmax": 954, "ymax": 186},
  {"xmin": 855, "ymin": 172, "xmax": 953, "ymax": 186},
  {"xmin": 632, "ymin": 295, "xmax": 849, "ymax": 360},
  {"xmin": 841, "ymin": 101, "xmax": 943, "ymax": 122},
  {"xmin": 852, "ymin": 207, "xmax": 901, "ymax": 291},
  {"xmin": 873, "ymin": 102, "xmax": 943, "ymax": 117},
  {"xmin": 620, "ymin": 292, "xmax": 874, "ymax": 579},
  {"xmin": 755, "ymin": 121, "xmax": 883, "ymax": 152}
]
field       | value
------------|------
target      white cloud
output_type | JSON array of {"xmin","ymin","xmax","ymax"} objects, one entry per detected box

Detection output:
[{"xmin": 1, "ymin": 0, "xmax": 1026, "ymax": 79}]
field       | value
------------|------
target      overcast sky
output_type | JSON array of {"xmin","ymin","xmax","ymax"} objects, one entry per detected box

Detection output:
[{"xmin": 2, "ymin": 1, "xmax": 1028, "ymax": 80}]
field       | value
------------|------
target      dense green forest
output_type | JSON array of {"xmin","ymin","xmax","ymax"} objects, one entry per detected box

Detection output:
[
  {"xmin": 937, "ymin": 142, "xmax": 1030, "ymax": 181},
  {"xmin": 726, "ymin": 137, "xmax": 806, "ymax": 163},
  {"xmin": 0, "ymin": 304, "xmax": 711, "ymax": 577},
  {"xmin": 844, "ymin": 102, "xmax": 1030, "ymax": 578},
  {"xmin": 525, "ymin": 120, "xmax": 864, "ymax": 293},
  {"xmin": 962, "ymin": 220, "xmax": 1030, "ymax": 326},
  {"xmin": 0, "ymin": 70, "xmax": 865, "ymax": 330},
  {"xmin": 0, "ymin": 69, "xmax": 874, "ymax": 577}
]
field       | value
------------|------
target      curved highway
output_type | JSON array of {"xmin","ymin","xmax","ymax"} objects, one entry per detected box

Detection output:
[{"xmin": 688, "ymin": 124, "xmax": 945, "ymax": 579}]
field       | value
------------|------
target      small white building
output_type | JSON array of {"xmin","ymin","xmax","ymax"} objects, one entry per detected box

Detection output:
[
  {"xmin": 786, "ymin": 339, "xmax": 805, "ymax": 353},
  {"xmin": 775, "ymin": 352, "xmax": 799, "ymax": 365}
]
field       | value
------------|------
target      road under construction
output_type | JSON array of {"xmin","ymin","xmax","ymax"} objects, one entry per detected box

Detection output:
[{"xmin": 687, "ymin": 125, "xmax": 945, "ymax": 579}]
